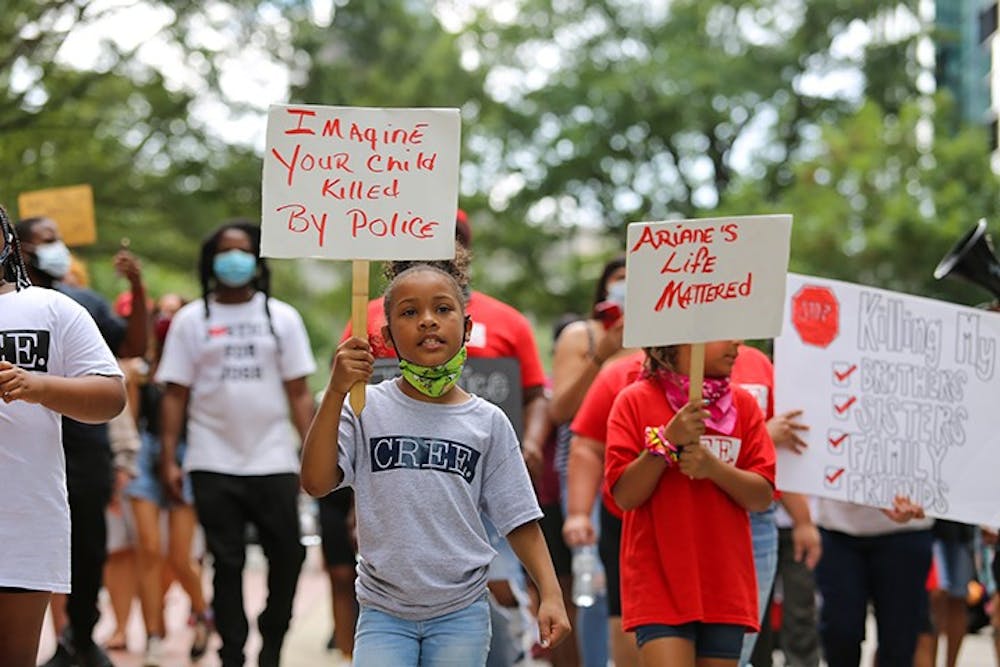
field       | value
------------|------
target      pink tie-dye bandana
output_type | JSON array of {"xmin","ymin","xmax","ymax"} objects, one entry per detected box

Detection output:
[{"xmin": 650, "ymin": 368, "xmax": 736, "ymax": 435}]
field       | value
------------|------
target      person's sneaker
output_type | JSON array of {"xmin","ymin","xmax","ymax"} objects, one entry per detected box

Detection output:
[
  {"xmin": 143, "ymin": 636, "xmax": 165, "ymax": 667},
  {"xmin": 40, "ymin": 642, "xmax": 77, "ymax": 667},
  {"xmin": 190, "ymin": 614, "xmax": 212, "ymax": 660}
]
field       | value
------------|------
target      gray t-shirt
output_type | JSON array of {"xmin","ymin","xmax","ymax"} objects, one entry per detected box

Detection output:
[{"xmin": 337, "ymin": 379, "xmax": 542, "ymax": 620}]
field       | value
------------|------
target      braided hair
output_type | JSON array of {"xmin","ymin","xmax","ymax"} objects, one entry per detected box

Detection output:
[
  {"xmin": 198, "ymin": 220, "xmax": 279, "ymax": 345},
  {"xmin": 381, "ymin": 245, "xmax": 472, "ymax": 326},
  {"xmin": 0, "ymin": 206, "xmax": 33, "ymax": 290}
]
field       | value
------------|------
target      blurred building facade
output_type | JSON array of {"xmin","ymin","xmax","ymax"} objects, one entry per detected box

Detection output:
[{"xmin": 935, "ymin": 0, "xmax": 998, "ymax": 156}]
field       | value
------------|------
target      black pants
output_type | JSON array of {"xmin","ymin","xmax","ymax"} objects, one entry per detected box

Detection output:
[
  {"xmin": 191, "ymin": 472, "xmax": 305, "ymax": 667},
  {"xmin": 65, "ymin": 452, "xmax": 112, "ymax": 652},
  {"xmin": 815, "ymin": 528, "xmax": 932, "ymax": 667}
]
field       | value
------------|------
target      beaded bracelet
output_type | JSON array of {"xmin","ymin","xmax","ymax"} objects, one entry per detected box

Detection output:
[{"xmin": 644, "ymin": 424, "xmax": 680, "ymax": 464}]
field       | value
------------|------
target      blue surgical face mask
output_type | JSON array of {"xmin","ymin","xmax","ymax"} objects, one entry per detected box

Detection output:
[
  {"xmin": 606, "ymin": 280, "xmax": 626, "ymax": 308},
  {"xmin": 213, "ymin": 249, "xmax": 257, "ymax": 288},
  {"xmin": 34, "ymin": 241, "xmax": 72, "ymax": 280}
]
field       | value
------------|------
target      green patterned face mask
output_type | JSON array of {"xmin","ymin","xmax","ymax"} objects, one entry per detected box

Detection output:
[{"xmin": 398, "ymin": 346, "xmax": 468, "ymax": 398}]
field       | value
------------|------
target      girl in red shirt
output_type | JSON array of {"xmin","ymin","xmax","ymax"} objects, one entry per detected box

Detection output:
[{"xmin": 604, "ymin": 340, "xmax": 775, "ymax": 666}]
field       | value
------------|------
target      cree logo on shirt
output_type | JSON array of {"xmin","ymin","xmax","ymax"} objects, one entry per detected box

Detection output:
[
  {"xmin": 369, "ymin": 435, "xmax": 481, "ymax": 483},
  {"xmin": 0, "ymin": 330, "xmax": 51, "ymax": 372}
]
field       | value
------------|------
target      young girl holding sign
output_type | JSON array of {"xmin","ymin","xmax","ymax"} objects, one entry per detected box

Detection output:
[
  {"xmin": 301, "ymin": 259, "xmax": 570, "ymax": 665},
  {"xmin": 604, "ymin": 340, "xmax": 775, "ymax": 666}
]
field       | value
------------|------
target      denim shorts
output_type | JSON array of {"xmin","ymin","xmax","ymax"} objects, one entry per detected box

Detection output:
[
  {"xmin": 933, "ymin": 537, "xmax": 976, "ymax": 598},
  {"xmin": 634, "ymin": 622, "xmax": 744, "ymax": 659},
  {"xmin": 353, "ymin": 594, "xmax": 492, "ymax": 666},
  {"xmin": 124, "ymin": 431, "xmax": 193, "ymax": 507}
]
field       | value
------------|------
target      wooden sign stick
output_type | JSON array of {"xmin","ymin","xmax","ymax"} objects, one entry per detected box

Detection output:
[
  {"xmin": 688, "ymin": 342, "xmax": 705, "ymax": 404},
  {"xmin": 686, "ymin": 342, "xmax": 706, "ymax": 456},
  {"xmin": 349, "ymin": 260, "xmax": 369, "ymax": 414}
]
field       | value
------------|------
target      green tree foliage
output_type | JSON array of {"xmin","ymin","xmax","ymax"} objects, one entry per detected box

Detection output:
[
  {"xmin": 1, "ymin": 0, "xmax": 996, "ymax": 357},
  {"xmin": 721, "ymin": 96, "xmax": 1000, "ymax": 306},
  {"xmin": 0, "ymin": 1, "xmax": 276, "ymax": 272},
  {"xmin": 450, "ymin": 0, "xmax": 931, "ymax": 318},
  {"xmin": 0, "ymin": 0, "xmax": 337, "ymax": 351}
]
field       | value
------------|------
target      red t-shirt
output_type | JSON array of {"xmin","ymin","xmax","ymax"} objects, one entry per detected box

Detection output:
[
  {"xmin": 571, "ymin": 346, "xmax": 778, "ymax": 517},
  {"xmin": 604, "ymin": 379, "xmax": 776, "ymax": 632},
  {"xmin": 570, "ymin": 351, "xmax": 645, "ymax": 445},
  {"xmin": 340, "ymin": 291, "xmax": 546, "ymax": 391}
]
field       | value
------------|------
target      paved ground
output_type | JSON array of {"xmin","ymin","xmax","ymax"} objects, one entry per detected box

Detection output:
[
  {"xmin": 36, "ymin": 545, "xmax": 1000, "ymax": 666},
  {"xmin": 37, "ymin": 545, "xmax": 342, "ymax": 667}
]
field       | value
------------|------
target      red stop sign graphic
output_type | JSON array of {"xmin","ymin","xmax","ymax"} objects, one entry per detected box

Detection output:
[{"xmin": 791, "ymin": 286, "xmax": 839, "ymax": 348}]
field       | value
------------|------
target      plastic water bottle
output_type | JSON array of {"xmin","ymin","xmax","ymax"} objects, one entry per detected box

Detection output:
[
  {"xmin": 571, "ymin": 545, "xmax": 599, "ymax": 608},
  {"xmin": 298, "ymin": 493, "xmax": 321, "ymax": 547}
]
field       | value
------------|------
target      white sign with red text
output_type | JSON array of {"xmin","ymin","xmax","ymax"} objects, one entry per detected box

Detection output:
[
  {"xmin": 261, "ymin": 104, "xmax": 461, "ymax": 260},
  {"xmin": 623, "ymin": 215, "xmax": 792, "ymax": 348}
]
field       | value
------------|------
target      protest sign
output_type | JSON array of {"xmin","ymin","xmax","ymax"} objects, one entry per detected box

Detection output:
[
  {"xmin": 260, "ymin": 104, "xmax": 461, "ymax": 412},
  {"xmin": 623, "ymin": 215, "xmax": 792, "ymax": 399},
  {"xmin": 775, "ymin": 273, "xmax": 1000, "ymax": 526},
  {"xmin": 17, "ymin": 184, "xmax": 96, "ymax": 246},
  {"xmin": 622, "ymin": 215, "xmax": 792, "ymax": 349},
  {"xmin": 261, "ymin": 104, "xmax": 460, "ymax": 260}
]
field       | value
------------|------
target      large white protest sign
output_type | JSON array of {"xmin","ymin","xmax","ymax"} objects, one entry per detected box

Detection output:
[
  {"xmin": 775, "ymin": 273, "xmax": 1000, "ymax": 526},
  {"xmin": 623, "ymin": 215, "xmax": 792, "ymax": 348},
  {"xmin": 261, "ymin": 104, "xmax": 460, "ymax": 260}
]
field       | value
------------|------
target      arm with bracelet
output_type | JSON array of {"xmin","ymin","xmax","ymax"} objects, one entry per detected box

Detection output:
[{"xmin": 611, "ymin": 400, "xmax": 708, "ymax": 511}]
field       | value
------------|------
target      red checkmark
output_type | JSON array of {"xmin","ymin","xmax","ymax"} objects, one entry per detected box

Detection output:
[
  {"xmin": 828, "ymin": 432, "xmax": 848, "ymax": 448},
  {"xmin": 834, "ymin": 364, "xmax": 857, "ymax": 382},
  {"xmin": 825, "ymin": 468, "xmax": 845, "ymax": 484},
  {"xmin": 834, "ymin": 396, "xmax": 856, "ymax": 414}
]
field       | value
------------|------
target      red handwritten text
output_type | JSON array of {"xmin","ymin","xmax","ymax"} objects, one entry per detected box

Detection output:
[
  {"xmin": 323, "ymin": 119, "xmax": 429, "ymax": 151},
  {"xmin": 271, "ymin": 145, "xmax": 353, "ymax": 187},
  {"xmin": 654, "ymin": 273, "xmax": 753, "ymax": 310},
  {"xmin": 349, "ymin": 209, "xmax": 439, "ymax": 240},
  {"xmin": 631, "ymin": 222, "xmax": 740, "ymax": 252},
  {"xmin": 366, "ymin": 152, "xmax": 438, "ymax": 173},
  {"xmin": 279, "ymin": 204, "xmax": 327, "ymax": 247},
  {"xmin": 660, "ymin": 245, "xmax": 717, "ymax": 274},
  {"xmin": 283, "ymin": 108, "xmax": 317, "ymax": 135},
  {"xmin": 322, "ymin": 178, "xmax": 400, "ymax": 201}
]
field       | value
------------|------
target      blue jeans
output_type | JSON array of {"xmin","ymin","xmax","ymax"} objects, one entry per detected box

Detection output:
[
  {"xmin": 815, "ymin": 528, "xmax": 932, "ymax": 667},
  {"xmin": 354, "ymin": 595, "xmax": 492, "ymax": 666},
  {"xmin": 740, "ymin": 504, "xmax": 778, "ymax": 666}
]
